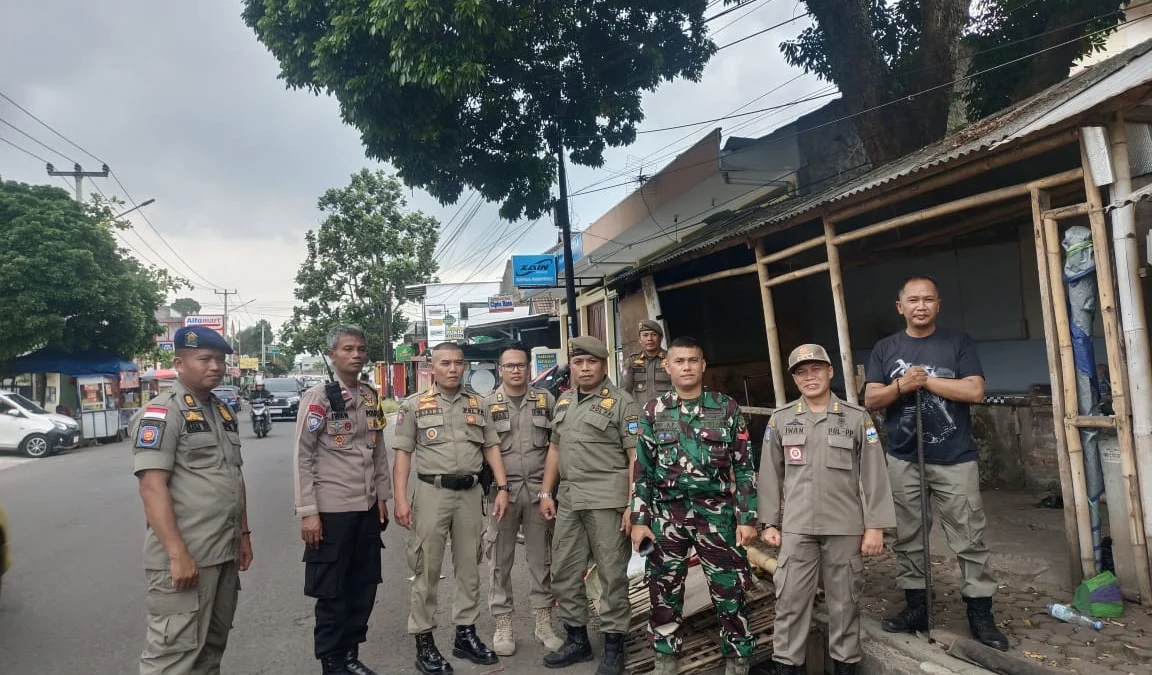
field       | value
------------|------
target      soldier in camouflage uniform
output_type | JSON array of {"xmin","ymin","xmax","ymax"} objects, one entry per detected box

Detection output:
[{"xmin": 631, "ymin": 336, "xmax": 759, "ymax": 675}]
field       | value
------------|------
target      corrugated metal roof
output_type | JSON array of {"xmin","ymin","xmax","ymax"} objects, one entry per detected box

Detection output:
[
  {"xmin": 1106, "ymin": 182, "xmax": 1152, "ymax": 212},
  {"xmin": 614, "ymin": 39, "xmax": 1152, "ymax": 285}
]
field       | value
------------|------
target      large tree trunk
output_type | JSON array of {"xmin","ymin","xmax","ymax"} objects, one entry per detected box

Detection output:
[{"xmin": 805, "ymin": 0, "xmax": 969, "ymax": 165}]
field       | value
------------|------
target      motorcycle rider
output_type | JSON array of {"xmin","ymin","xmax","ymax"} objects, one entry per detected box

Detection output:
[
  {"xmin": 250, "ymin": 382, "xmax": 274, "ymax": 435},
  {"xmin": 251, "ymin": 382, "xmax": 274, "ymax": 403}
]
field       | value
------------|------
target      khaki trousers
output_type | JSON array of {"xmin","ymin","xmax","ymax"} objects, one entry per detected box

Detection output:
[
  {"xmin": 487, "ymin": 486, "xmax": 554, "ymax": 615},
  {"xmin": 551, "ymin": 506, "xmax": 631, "ymax": 634},
  {"xmin": 140, "ymin": 561, "xmax": 240, "ymax": 675},
  {"xmin": 406, "ymin": 480, "xmax": 485, "ymax": 634},
  {"xmin": 773, "ymin": 534, "xmax": 863, "ymax": 665},
  {"xmin": 888, "ymin": 458, "xmax": 997, "ymax": 598}
]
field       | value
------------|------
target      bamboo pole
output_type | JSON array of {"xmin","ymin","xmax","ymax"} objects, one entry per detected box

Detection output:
[
  {"xmin": 1071, "ymin": 415, "xmax": 1118, "ymax": 429},
  {"xmin": 657, "ymin": 263, "xmax": 758, "ymax": 292},
  {"xmin": 1042, "ymin": 203, "xmax": 1093, "ymax": 220},
  {"xmin": 830, "ymin": 129, "xmax": 1079, "ymax": 223},
  {"xmin": 1080, "ymin": 139, "xmax": 1152, "ymax": 603},
  {"xmin": 823, "ymin": 217, "xmax": 858, "ymax": 404},
  {"xmin": 834, "ymin": 168, "xmax": 1084, "ymax": 246},
  {"xmin": 754, "ymin": 241, "xmax": 786, "ymax": 406},
  {"xmin": 764, "ymin": 262, "xmax": 830, "ymax": 287},
  {"xmin": 759, "ymin": 235, "xmax": 825, "ymax": 265},
  {"xmin": 1040, "ymin": 191, "xmax": 1097, "ymax": 580},
  {"xmin": 1030, "ymin": 188, "xmax": 1087, "ymax": 586}
]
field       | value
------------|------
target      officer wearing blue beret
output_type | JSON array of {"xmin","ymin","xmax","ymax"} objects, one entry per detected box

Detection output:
[{"xmin": 130, "ymin": 325, "xmax": 253, "ymax": 675}]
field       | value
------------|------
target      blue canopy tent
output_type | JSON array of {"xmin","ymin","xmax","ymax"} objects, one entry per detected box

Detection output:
[{"xmin": 3, "ymin": 347, "xmax": 141, "ymax": 441}]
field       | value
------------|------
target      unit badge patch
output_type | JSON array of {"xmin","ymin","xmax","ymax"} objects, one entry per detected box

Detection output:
[{"xmin": 137, "ymin": 425, "xmax": 162, "ymax": 448}]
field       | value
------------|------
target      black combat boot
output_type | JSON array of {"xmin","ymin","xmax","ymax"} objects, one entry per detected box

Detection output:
[
  {"xmin": 882, "ymin": 589, "xmax": 930, "ymax": 634},
  {"xmin": 343, "ymin": 645, "xmax": 377, "ymax": 675},
  {"xmin": 773, "ymin": 662, "xmax": 801, "ymax": 675},
  {"xmin": 596, "ymin": 632, "xmax": 626, "ymax": 675},
  {"xmin": 453, "ymin": 624, "xmax": 498, "ymax": 665},
  {"xmin": 965, "ymin": 596, "xmax": 1009, "ymax": 651},
  {"xmin": 543, "ymin": 625, "xmax": 594, "ymax": 668},
  {"xmin": 415, "ymin": 632, "xmax": 453, "ymax": 675},
  {"xmin": 320, "ymin": 654, "xmax": 351, "ymax": 675},
  {"xmin": 832, "ymin": 660, "xmax": 858, "ymax": 675}
]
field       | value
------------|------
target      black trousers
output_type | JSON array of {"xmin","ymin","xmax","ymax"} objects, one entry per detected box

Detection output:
[{"xmin": 303, "ymin": 504, "xmax": 382, "ymax": 659}]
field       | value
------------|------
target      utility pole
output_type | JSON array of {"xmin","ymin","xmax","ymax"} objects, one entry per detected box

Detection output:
[
  {"xmin": 261, "ymin": 322, "xmax": 267, "ymax": 371},
  {"xmin": 46, "ymin": 162, "xmax": 109, "ymax": 203},
  {"xmin": 555, "ymin": 138, "xmax": 579, "ymax": 337},
  {"xmin": 214, "ymin": 288, "xmax": 238, "ymax": 352},
  {"xmin": 383, "ymin": 288, "xmax": 395, "ymax": 399}
]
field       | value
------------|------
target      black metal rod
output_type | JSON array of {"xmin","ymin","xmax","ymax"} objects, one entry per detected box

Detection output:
[{"xmin": 916, "ymin": 389, "xmax": 934, "ymax": 635}]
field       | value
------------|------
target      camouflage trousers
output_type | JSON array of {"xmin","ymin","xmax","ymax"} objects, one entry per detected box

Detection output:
[{"xmin": 645, "ymin": 498, "xmax": 755, "ymax": 658}]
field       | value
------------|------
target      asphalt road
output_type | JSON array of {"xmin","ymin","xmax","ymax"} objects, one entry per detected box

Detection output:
[{"xmin": 0, "ymin": 415, "xmax": 601, "ymax": 675}]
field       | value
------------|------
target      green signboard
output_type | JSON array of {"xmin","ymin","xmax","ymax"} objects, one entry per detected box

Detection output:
[
  {"xmin": 267, "ymin": 346, "xmax": 281, "ymax": 355},
  {"xmin": 395, "ymin": 344, "xmax": 415, "ymax": 362}
]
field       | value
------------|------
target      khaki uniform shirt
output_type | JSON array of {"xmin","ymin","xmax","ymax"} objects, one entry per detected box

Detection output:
[
  {"xmin": 621, "ymin": 350, "xmax": 672, "ymax": 406},
  {"xmin": 394, "ymin": 386, "xmax": 500, "ymax": 474},
  {"xmin": 758, "ymin": 395, "xmax": 896, "ymax": 536},
  {"xmin": 552, "ymin": 380, "xmax": 640, "ymax": 511},
  {"xmin": 293, "ymin": 380, "xmax": 392, "ymax": 518},
  {"xmin": 130, "ymin": 381, "xmax": 245, "ymax": 570},
  {"xmin": 483, "ymin": 386, "xmax": 554, "ymax": 498}
]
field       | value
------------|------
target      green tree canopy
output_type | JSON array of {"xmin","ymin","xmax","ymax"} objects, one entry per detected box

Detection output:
[
  {"xmin": 779, "ymin": 0, "xmax": 1128, "ymax": 164},
  {"xmin": 241, "ymin": 0, "xmax": 715, "ymax": 220},
  {"xmin": 235, "ymin": 319, "xmax": 275, "ymax": 356},
  {"xmin": 170, "ymin": 297, "xmax": 201, "ymax": 316},
  {"xmin": 280, "ymin": 169, "xmax": 439, "ymax": 360},
  {"xmin": 0, "ymin": 181, "xmax": 183, "ymax": 365}
]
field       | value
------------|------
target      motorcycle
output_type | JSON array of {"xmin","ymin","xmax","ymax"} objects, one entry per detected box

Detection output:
[{"xmin": 250, "ymin": 400, "xmax": 272, "ymax": 438}]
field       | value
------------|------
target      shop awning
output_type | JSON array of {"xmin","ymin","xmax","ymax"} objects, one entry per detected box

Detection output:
[{"xmin": 3, "ymin": 347, "xmax": 139, "ymax": 378}]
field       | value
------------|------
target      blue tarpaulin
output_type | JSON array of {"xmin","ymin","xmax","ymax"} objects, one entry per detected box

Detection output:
[{"xmin": 3, "ymin": 347, "xmax": 139, "ymax": 377}]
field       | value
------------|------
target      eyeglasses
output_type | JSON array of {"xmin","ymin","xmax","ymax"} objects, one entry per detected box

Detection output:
[{"xmin": 501, "ymin": 363, "xmax": 529, "ymax": 371}]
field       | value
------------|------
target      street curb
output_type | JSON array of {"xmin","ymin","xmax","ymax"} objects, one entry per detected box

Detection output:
[{"xmin": 859, "ymin": 617, "xmax": 995, "ymax": 675}]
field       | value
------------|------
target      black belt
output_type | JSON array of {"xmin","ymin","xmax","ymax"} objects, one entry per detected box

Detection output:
[{"xmin": 418, "ymin": 474, "xmax": 478, "ymax": 491}]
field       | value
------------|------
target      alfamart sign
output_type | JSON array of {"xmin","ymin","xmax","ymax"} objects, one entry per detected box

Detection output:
[{"xmin": 183, "ymin": 315, "xmax": 226, "ymax": 336}]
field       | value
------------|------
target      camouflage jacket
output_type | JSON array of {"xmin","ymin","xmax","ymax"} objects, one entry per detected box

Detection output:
[{"xmin": 630, "ymin": 390, "xmax": 757, "ymax": 527}]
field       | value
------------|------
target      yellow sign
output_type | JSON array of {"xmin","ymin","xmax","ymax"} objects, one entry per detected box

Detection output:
[{"xmin": 239, "ymin": 357, "xmax": 260, "ymax": 370}]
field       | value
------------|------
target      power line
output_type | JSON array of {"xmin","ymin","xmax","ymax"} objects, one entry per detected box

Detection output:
[
  {"xmin": 0, "ymin": 117, "xmax": 78, "ymax": 164},
  {"xmin": 716, "ymin": 11, "xmax": 812, "ymax": 51},
  {"xmin": 0, "ymin": 90, "xmax": 104, "ymax": 164},
  {"xmin": 0, "ymin": 136, "xmax": 51, "ymax": 164}
]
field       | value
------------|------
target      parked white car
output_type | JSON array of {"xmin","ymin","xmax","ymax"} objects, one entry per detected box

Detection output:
[{"xmin": 0, "ymin": 391, "xmax": 81, "ymax": 458}]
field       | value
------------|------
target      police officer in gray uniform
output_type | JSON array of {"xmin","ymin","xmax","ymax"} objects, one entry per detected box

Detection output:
[
  {"xmin": 131, "ymin": 326, "xmax": 252, "ymax": 675},
  {"xmin": 294, "ymin": 325, "xmax": 392, "ymax": 675}
]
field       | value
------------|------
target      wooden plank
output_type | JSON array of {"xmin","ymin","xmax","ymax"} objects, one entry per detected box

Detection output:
[
  {"xmin": 1080, "ymin": 137, "xmax": 1152, "ymax": 603},
  {"xmin": 1030, "ymin": 188, "xmax": 1085, "ymax": 587},
  {"xmin": 1041, "ymin": 202, "xmax": 1092, "ymax": 220},
  {"xmin": 758, "ymin": 235, "xmax": 826, "ymax": 264},
  {"xmin": 1068, "ymin": 415, "xmax": 1118, "ymax": 429}
]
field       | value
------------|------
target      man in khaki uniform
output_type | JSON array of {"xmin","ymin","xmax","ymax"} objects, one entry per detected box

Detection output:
[
  {"xmin": 294, "ymin": 325, "xmax": 391, "ymax": 675},
  {"xmin": 620, "ymin": 319, "xmax": 671, "ymax": 406},
  {"xmin": 760, "ymin": 344, "xmax": 896, "ymax": 675},
  {"xmin": 393, "ymin": 342, "xmax": 512, "ymax": 675},
  {"xmin": 483, "ymin": 344, "xmax": 565, "ymax": 656},
  {"xmin": 131, "ymin": 326, "xmax": 252, "ymax": 675},
  {"xmin": 539, "ymin": 336, "xmax": 640, "ymax": 675}
]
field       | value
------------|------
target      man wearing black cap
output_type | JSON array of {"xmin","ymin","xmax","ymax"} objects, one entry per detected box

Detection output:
[
  {"xmin": 539, "ymin": 336, "xmax": 640, "ymax": 675},
  {"xmin": 621, "ymin": 319, "xmax": 671, "ymax": 406},
  {"xmin": 130, "ymin": 326, "xmax": 253, "ymax": 675}
]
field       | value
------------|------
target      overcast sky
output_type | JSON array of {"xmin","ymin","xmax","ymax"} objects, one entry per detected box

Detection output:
[{"xmin": 0, "ymin": 0, "xmax": 824, "ymax": 335}]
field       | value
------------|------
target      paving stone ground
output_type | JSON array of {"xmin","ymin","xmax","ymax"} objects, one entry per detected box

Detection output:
[{"xmin": 859, "ymin": 552, "xmax": 1152, "ymax": 675}]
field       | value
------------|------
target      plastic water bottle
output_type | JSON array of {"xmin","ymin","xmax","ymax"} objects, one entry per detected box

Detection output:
[{"xmin": 1048, "ymin": 603, "xmax": 1104, "ymax": 630}]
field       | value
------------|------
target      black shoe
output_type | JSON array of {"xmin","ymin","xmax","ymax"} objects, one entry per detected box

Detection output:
[
  {"xmin": 415, "ymin": 632, "xmax": 453, "ymax": 675},
  {"xmin": 544, "ymin": 625, "xmax": 594, "ymax": 668},
  {"xmin": 832, "ymin": 660, "xmax": 858, "ymax": 675},
  {"xmin": 453, "ymin": 624, "xmax": 498, "ymax": 665},
  {"xmin": 965, "ymin": 596, "xmax": 1009, "ymax": 652},
  {"xmin": 773, "ymin": 661, "xmax": 801, "ymax": 675},
  {"xmin": 596, "ymin": 632, "xmax": 625, "ymax": 675},
  {"xmin": 344, "ymin": 646, "xmax": 377, "ymax": 675},
  {"xmin": 882, "ymin": 589, "xmax": 930, "ymax": 634},
  {"xmin": 321, "ymin": 654, "xmax": 351, "ymax": 675}
]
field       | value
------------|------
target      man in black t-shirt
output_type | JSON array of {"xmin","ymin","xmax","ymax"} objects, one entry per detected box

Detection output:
[{"xmin": 864, "ymin": 276, "xmax": 1008, "ymax": 652}]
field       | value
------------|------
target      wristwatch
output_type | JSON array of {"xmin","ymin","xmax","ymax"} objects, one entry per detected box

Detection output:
[
  {"xmin": 537, "ymin": 491, "xmax": 553, "ymax": 500},
  {"xmin": 494, "ymin": 484, "xmax": 512, "ymax": 493}
]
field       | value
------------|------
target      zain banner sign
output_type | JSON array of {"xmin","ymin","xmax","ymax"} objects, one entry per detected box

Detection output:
[{"xmin": 512, "ymin": 255, "xmax": 558, "ymax": 288}]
